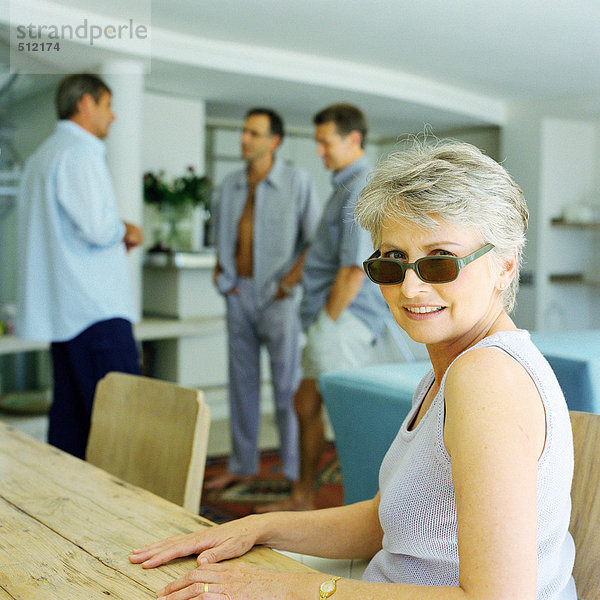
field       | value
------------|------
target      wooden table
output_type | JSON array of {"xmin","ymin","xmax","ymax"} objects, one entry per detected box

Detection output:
[{"xmin": 0, "ymin": 422, "xmax": 314, "ymax": 599}]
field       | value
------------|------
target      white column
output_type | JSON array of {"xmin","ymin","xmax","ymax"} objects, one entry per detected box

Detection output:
[{"xmin": 100, "ymin": 59, "xmax": 145, "ymax": 319}]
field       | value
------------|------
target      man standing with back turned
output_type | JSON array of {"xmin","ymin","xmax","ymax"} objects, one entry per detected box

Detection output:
[
  {"xmin": 208, "ymin": 108, "xmax": 320, "ymax": 490},
  {"xmin": 260, "ymin": 102, "xmax": 410, "ymax": 512},
  {"xmin": 16, "ymin": 73, "xmax": 143, "ymax": 459}
]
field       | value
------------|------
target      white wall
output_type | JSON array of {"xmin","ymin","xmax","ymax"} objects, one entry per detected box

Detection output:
[
  {"xmin": 139, "ymin": 90, "xmax": 208, "ymax": 253},
  {"xmin": 142, "ymin": 92, "xmax": 205, "ymax": 176},
  {"xmin": 536, "ymin": 118, "xmax": 597, "ymax": 331},
  {"xmin": 502, "ymin": 101, "xmax": 600, "ymax": 331},
  {"xmin": 376, "ymin": 126, "xmax": 501, "ymax": 163},
  {"xmin": 142, "ymin": 92, "xmax": 206, "ymax": 249},
  {"xmin": 500, "ymin": 104, "xmax": 544, "ymax": 330}
]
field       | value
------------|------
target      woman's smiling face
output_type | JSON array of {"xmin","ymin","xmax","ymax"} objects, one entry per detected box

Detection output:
[{"xmin": 378, "ymin": 216, "xmax": 505, "ymax": 352}]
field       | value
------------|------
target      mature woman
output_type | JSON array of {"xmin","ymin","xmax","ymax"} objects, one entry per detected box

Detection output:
[{"xmin": 130, "ymin": 141, "xmax": 577, "ymax": 599}]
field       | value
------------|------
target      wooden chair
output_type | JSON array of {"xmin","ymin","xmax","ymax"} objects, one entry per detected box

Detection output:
[
  {"xmin": 86, "ymin": 372, "xmax": 210, "ymax": 513},
  {"xmin": 569, "ymin": 410, "xmax": 600, "ymax": 600}
]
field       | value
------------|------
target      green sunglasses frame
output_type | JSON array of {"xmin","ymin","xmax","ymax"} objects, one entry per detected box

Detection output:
[{"xmin": 363, "ymin": 243, "xmax": 495, "ymax": 285}]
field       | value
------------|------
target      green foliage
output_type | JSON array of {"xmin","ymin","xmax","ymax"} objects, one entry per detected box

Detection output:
[{"xmin": 143, "ymin": 167, "xmax": 210, "ymax": 210}]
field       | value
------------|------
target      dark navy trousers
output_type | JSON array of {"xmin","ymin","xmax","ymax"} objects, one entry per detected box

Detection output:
[{"xmin": 49, "ymin": 318, "xmax": 140, "ymax": 459}]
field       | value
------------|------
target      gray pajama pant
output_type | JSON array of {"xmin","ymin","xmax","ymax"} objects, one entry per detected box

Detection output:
[{"xmin": 225, "ymin": 277, "xmax": 301, "ymax": 480}]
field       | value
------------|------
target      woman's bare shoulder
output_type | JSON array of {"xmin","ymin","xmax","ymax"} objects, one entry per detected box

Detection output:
[
  {"xmin": 446, "ymin": 344, "xmax": 534, "ymax": 395},
  {"xmin": 444, "ymin": 345, "xmax": 546, "ymax": 457}
]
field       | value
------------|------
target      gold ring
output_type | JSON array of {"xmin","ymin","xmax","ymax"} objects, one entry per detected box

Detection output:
[{"xmin": 204, "ymin": 582, "xmax": 209, "ymax": 593}]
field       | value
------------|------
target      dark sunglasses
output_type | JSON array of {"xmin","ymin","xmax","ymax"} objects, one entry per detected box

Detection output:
[{"xmin": 363, "ymin": 243, "xmax": 495, "ymax": 285}]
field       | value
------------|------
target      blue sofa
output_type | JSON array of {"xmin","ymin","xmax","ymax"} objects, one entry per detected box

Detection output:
[
  {"xmin": 530, "ymin": 330, "xmax": 600, "ymax": 414},
  {"xmin": 320, "ymin": 361, "xmax": 431, "ymax": 505}
]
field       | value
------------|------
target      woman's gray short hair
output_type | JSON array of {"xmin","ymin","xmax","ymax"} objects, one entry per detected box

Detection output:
[{"xmin": 355, "ymin": 139, "xmax": 528, "ymax": 312}]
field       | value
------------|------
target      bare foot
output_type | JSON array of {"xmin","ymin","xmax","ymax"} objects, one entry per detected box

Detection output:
[
  {"xmin": 254, "ymin": 494, "xmax": 315, "ymax": 513},
  {"xmin": 204, "ymin": 471, "xmax": 253, "ymax": 491}
]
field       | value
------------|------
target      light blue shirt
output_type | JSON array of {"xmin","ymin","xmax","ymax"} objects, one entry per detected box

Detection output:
[
  {"xmin": 16, "ymin": 120, "xmax": 137, "ymax": 342},
  {"xmin": 300, "ymin": 156, "xmax": 389, "ymax": 337},
  {"xmin": 213, "ymin": 157, "xmax": 320, "ymax": 310}
]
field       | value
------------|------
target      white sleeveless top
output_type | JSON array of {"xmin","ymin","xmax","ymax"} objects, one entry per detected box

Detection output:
[{"xmin": 362, "ymin": 330, "xmax": 577, "ymax": 599}]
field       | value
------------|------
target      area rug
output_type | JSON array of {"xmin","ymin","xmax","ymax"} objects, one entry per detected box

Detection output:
[{"xmin": 200, "ymin": 442, "xmax": 343, "ymax": 523}]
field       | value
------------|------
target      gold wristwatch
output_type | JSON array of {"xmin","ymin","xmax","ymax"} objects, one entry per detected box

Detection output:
[{"xmin": 319, "ymin": 576, "xmax": 341, "ymax": 599}]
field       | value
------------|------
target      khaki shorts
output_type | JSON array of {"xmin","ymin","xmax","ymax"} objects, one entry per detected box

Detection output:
[{"xmin": 301, "ymin": 308, "xmax": 404, "ymax": 381}]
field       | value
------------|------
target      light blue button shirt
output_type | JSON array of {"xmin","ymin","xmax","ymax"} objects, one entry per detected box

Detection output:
[
  {"xmin": 213, "ymin": 157, "xmax": 321, "ymax": 310},
  {"xmin": 300, "ymin": 156, "xmax": 389, "ymax": 337},
  {"xmin": 16, "ymin": 120, "xmax": 136, "ymax": 342}
]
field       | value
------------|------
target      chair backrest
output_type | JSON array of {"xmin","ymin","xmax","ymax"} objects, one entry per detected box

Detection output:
[
  {"xmin": 569, "ymin": 410, "xmax": 600, "ymax": 600},
  {"xmin": 86, "ymin": 372, "xmax": 210, "ymax": 513}
]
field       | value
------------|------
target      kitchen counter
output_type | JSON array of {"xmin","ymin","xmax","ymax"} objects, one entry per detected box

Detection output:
[
  {"xmin": 144, "ymin": 249, "xmax": 217, "ymax": 269},
  {"xmin": 0, "ymin": 315, "xmax": 224, "ymax": 356},
  {"xmin": 143, "ymin": 250, "xmax": 225, "ymax": 320}
]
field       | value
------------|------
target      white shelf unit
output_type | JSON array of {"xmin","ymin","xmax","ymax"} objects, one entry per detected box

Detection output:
[{"xmin": 533, "ymin": 119, "xmax": 600, "ymax": 331}]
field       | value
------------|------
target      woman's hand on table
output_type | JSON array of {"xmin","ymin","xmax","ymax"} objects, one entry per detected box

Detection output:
[
  {"xmin": 128, "ymin": 516, "xmax": 262, "ymax": 569},
  {"xmin": 156, "ymin": 562, "xmax": 317, "ymax": 600}
]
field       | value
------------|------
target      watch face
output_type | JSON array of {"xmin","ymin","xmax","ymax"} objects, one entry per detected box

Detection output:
[{"xmin": 321, "ymin": 581, "xmax": 335, "ymax": 593}]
